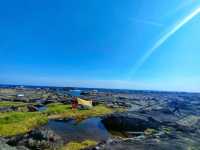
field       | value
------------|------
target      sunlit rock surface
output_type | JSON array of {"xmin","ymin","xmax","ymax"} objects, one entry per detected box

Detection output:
[{"xmin": 1, "ymin": 86, "xmax": 200, "ymax": 149}]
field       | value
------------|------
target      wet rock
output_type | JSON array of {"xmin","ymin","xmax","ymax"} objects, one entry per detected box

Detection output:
[
  {"xmin": 0, "ymin": 106, "xmax": 27, "ymax": 113},
  {"xmin": 85, "ymin": 138, "xmax": 191, "ymax": 150},
  {"xmin": 177, "ymin": 115, "xmax": 200, "ymax": 127},
  {"xmin": 0, "ymin": 141, "xmax": 17, "ymax": 150},
  {"xmin": 16, "ymin": 146, "xmax": 29, "ymax": 150},
  {"xmin": 138, "ymin": 108, "xmax": 180, "ymax": 123},
  {"xmin": 27, "ymin": 105, "xmax": 38, "ymax": 112},
  {"xmin": 0, "ymin": 107, "xmax": 14, "ymax": 112},
  {"xmin": 102, "ymin": 113, "xmax": 161, "ymax": 132},
  {"xmin": 7, "ymin": 127, "xmax": 64, "ymax": 150},
  {"xmin": 106, "ymin": 101, "xmax": 131, "ymax": 109},
  {"xmin": 43, "ymin": 100, "xmax": 57, "ymax": 105}
]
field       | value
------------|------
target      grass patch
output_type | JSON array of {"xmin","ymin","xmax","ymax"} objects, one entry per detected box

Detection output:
[
  {"xmin": 0, "ymin": 102, "xmax": 125, "ymax": 137},
  {"xmin": 61, "ymin": 140, "xmax": 97, "ymax": 150},
  {"xmin": 0, "ymin": 101, "xmax": 27, "ymax": 107},
  {"xmin": 44, "ymin": 103, "xmax": 71, "ymax": 115},
  {"xmin": 0, "ymin": 112, "xmax": 48, "ymax": 137},
  {"xmin": 45, "ymin": 103, "xmax": 123, "ymax": 120},
  {"xmin": 0, "ymin": 101, "xmax": 30, "ymax": 112}
]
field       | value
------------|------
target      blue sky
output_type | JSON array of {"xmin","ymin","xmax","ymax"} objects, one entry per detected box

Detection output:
[{"xmin": 0, "ymin": 0, "xmax": 200, "ymax": 92}]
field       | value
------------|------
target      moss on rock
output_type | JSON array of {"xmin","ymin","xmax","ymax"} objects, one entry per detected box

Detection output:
[
  {"xmin": 0, "ymin": 112, "xmax": 48, "ymax": 137},
  {"xmin": 61, "ymin": 140, "xmax": 97, "ymax": 150},
  {"xmin": 45, "ymin": 103, "xmax": 123, "ymax": 120},
  {"xmin": 0, "ymin": 101, "xmax": 27, "ymax": 107}
]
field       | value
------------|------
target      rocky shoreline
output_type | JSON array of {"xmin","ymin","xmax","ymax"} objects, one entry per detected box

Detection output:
[{"xmin": 0, "ymin": 86, "xmax": 200, "ymax": 150}]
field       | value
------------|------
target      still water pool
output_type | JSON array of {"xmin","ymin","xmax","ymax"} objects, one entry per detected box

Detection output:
[{"xmin": 45, "ymin": 117, "xmax": 111, "ymax": 142}]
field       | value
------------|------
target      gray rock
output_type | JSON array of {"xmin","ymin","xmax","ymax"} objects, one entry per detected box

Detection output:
[
  {"xmin": 102, "ymin": 113, "xmax": 161, "ymax": 132},
  {"xmin": 0, "ymin": 107, "xmax": 13, "ymax": 113},
  {"xmin": 86, "ymin": 138, "xmax": 191, "ymax": 150},
  {"xmin": 0, "ymin": 138, "xmax": 17, "ymax": 150},
  {"xmin": 7, "ymin": 127, "xmax": 63, "ymax": 150}
]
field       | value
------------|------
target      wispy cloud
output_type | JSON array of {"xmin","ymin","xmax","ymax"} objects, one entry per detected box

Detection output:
[
  {"xmin": 131, "ymin": 18, "xmax": 164, "ymax": 27},
  {"xmin": 164, "ymin": 0, "xmax": 197, "ymax": 18},
  {"xmin": 129, "ymin": 6, "xmax": 200, "ymax": 76}
]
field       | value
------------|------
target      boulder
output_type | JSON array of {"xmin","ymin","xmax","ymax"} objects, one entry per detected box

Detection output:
[
  {"xmin": 27, "ymin": 105, "xmax": 38, "ymax": 112},
  {"xmin": 0, "ymin": 107, "xmax": 13, "ymax": 113},
  {"xmin": 102, "ymin": 113, "xmax": 161, "ymax": 132},
  {"xmin": 7, "ymin": 127, "xmax": 64, "ymax": 150},
  {"xmin": 0, "ymin": 141, "xmax": 17, "ymax": 150},
  {"xmin": 85, "ymin": 138, "xmax": 191, "ymax": 150}
]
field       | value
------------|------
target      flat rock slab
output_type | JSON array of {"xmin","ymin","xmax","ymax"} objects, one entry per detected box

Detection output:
[{"xmin": 102, "ymin": 113, "xmax": 161, "ymax": 132}]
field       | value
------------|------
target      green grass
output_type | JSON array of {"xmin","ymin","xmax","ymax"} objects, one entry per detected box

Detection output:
[
  {"xmin": 61, "ymin": 140, "xmax": 97, "ymax": 150},
  {"xmin": 44, "ymin": 103, "xmax": 71, "ymax": 115},
  {"xmin": 0, "ymin": 112, "xmax": 48, "ymax": 137},
  {"xmin": 0, "ymin": 101, "xmax": 27, "ymax": 107},
  {"xmin": 0, "ymin": 101, "xmax": 30, "ymax": 112},
  {"xmin": 0, "ymin": 102, "xmax": 125, "ymax": 137},
  {"xmin": 44, "ymin": 103, "xmax": 124, "ymax": 120}
]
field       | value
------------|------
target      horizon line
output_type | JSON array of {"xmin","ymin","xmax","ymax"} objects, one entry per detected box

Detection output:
[{"xmin": 0, "ymin": 83, "xmax": 199, "ymax": 94}]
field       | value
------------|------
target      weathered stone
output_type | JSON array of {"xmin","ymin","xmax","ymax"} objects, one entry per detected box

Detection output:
[
  {"xmin": 102, "ymin": 113, "xmax": 161, "ymax": 132},
  {"xmin": 0, "ymin": 138, "xmax": 17, "ymax": 150},
  {"xmin": 7, "ymin": 127, "xmax": 64, "ymax": 150}
]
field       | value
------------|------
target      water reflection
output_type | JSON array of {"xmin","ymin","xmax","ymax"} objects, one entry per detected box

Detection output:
[{"xmin": 45, "ymin": 117, "xmax": 111, "ymax": 142}]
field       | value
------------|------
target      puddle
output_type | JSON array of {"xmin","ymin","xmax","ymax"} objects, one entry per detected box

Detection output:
[
  {"xmin": 45, "ymin": 117, "xmax": 111, "ymax": 142},
  {"xmin": 69, "ymin": 90, "xmax": 82, "ymax": 97},
  {"xmin": 36, "ymin": 105, "xmax": 47, "ymax": 111}
]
